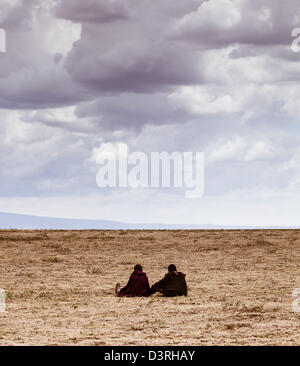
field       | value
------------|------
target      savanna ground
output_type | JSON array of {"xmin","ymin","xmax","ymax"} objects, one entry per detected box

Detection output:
[{"xmin": 0, "ymin": 229, "xmax": 299, "ymax": 345}]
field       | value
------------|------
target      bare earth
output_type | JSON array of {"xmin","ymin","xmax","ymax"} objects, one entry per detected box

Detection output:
[{"xmin": 0, "ymin": 229, "xmax": 299, "ymax": 345}]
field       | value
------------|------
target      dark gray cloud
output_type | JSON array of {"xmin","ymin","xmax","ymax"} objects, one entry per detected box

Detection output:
[
  {"xmin": 1, "ymin": 0, "xmax": 299, "ymax": 114},
  {"xmin": 0, "ymin": 0, "xmax": 90, "ymax": 109},
  {"xmin": 55, "ymin": 0, "xmax": 131, "ymax": 24},
  {"xmin": 54, "ymin": 0, "xmax": 206, "ymax": 94},
  {"xmin": 0, "ymin": 0, "xmax": 38, "ymax": 30},
  {"xmin": 0, "ymin": 64, "xmax": 90, "ymax": 109},
  {"xmin": 75, "ymin": 93, "xmax": 192, "ymax": 131},
  {"xmin": 64, "ymin": 24, "xmax": 204, "ymax": 93},
  {"xmin": 172, "ymin": 0, "xmax": 300, "ymax": 48}
]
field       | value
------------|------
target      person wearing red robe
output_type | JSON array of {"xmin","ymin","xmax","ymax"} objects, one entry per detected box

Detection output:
[{"xmin": 115, "ymin": 264, "xmax": 151, "ymax": 297}]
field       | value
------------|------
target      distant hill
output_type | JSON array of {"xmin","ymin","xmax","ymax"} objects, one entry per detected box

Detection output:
[
  {"xmin": 0, "ymin": 212, "xmax": 224, "ymax": 230},
  {"xmin": 0, "ymin": 212, "xmax": 297, "ymax": 230}
]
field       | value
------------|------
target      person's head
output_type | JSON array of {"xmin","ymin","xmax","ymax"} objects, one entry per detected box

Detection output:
[
  {"xmin": 168, "ymin": 264, "xmax": 177, "ymax": 272},
  {"xmin": 134, "ymin": 264, "xmax": 143, "ymax": 271}
]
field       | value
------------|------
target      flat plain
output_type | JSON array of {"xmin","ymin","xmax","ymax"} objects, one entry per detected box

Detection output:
[{"xmin": 0, "ymin": 229, "xmax": 299, "ymax": 345}]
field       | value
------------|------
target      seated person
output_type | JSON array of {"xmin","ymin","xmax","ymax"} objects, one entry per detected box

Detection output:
[
  {"xmin": 149, "ymin": 264, "xmax": 188, "ymax": 297},
  {"xmin": 115, "ymin": 264, "xmax": 151, "ymax": 297}
]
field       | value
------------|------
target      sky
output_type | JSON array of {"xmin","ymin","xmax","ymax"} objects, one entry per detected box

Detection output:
[{"xmin": 1, "ymin": 0, "xmax": 300, "ymax": 226}]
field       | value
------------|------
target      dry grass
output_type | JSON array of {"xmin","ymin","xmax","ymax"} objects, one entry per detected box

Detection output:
[{"xmin": 0, "ymin": 229, "xmax": 299, "ymax": 345}]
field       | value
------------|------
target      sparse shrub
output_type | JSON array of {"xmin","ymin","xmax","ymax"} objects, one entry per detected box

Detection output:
[
  {"xmin": 240, "ymin": 304, "xmax": 264, "ymax": 313},
  {"xmin": 0, "ymin": 233, "xmax": 49, "ymax": 242},
  {"xmin": 46, "ymin": 244, "xmax": 71, "ymax": 254},
  {"xmin": 129, "ymin": 325, "xmax": 144, "ymax": 331},
  {"xmin": 42, "ymin": 256, "xmax": 61, "ymax": 263},
  {"xmin": 138, "ymin": 236, "xmax": 155, "ymax": 241},
  {"xmin": 119, "ymin": 261, "xmax": 134, "ymax": 265},
  {"xmin": 86, "ymin": 266, "xmax": 103, "ymax": 275},
  {"xmin": 191, "ymin": 246, "xmax": 219, "ymax": 253},
  {"xmin": 101, "ymin": 236, "xmax": 116, "ymax": 240},
  {"xmin": 87, "ymin": 235, "xmax": 99, "ymax": 240},
  {"xmin": 255, "ymin": 239, "xmax": 274, "ymax": 247}
]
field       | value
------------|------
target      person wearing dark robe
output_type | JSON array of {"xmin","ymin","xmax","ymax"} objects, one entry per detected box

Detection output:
[
  {"xmin": 115, "ymin": 264, "xmax": 151, "ymax": 297},
  {"xmin": 149, "ymin": 264, "xmax": 188, "ymax": 297}
]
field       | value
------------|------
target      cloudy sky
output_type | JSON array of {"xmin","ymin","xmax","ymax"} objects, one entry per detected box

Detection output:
[{"xmin": 1, "ymin": 0, "xmax": 300, "ymax": 226}]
